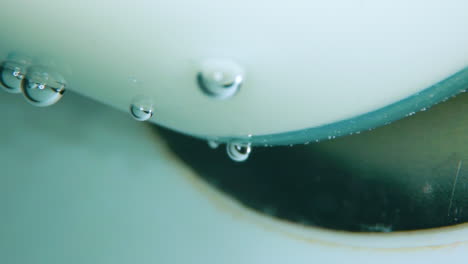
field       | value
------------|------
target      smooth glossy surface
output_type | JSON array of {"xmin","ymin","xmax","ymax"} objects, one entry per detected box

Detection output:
[
  {"xmin": 212, "ymin": 68, "xmax": 468, "ymax": 146},
  {"xmin": 0, "ymin": 0, "xmax": 466, "ymax": 141}
]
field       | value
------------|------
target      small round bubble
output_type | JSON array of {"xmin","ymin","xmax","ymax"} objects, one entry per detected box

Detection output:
[
  {"xmin": 0, "ymin": 53, "xmax": 31, "ymax": 93},
  {"xmin": 0, "ymin": 61, "xmax": 27, "ymax": 93},
  {"xmin": 226, "ymin": 143, "xmax": 251, "ymax": 162},
  {"xmin": 21, "ymin": 66, "xmax": 66, "ymax": 107},
  {"xmin": 207, "ymin": 140, "xmax": 220, "ymax": 149},
  {"xmin": 130, "ymin": 103, "xmax": 154, "ymax": 121},
  {"xmin": 197, "ymin": 59, "xmax": 244, "ymax": 99}
]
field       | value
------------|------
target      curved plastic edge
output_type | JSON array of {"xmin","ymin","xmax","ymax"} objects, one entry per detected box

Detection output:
[{"xmin": 195, "ymin": 66, "xmax": 468, "ymax": 146}]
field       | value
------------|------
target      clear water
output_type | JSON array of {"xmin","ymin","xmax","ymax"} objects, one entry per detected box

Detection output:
[
  {"xmin": 0, "ymin": 61, "xmax": 27, "ymax": 93},
  {"xmin": 207, "ymin": 140, "xmax": 220, "ymax": 149},
  {"xmin": 226, "ymin": 142, "xmax": 251, "ymax": 162},
  {"xmin": 21, "ymin": 66, "xmax": 66, "ymax": 107},
  {"xmin": 157, "ymin": 91, "xmax": 468, "ymax": 232},
  {"xmin": 130, "ymin": 102, "xmax": 154, "ymax": 121},
  {"xmin": 197, "ymin": 60, "xmax": 243, "ymax": 100}
]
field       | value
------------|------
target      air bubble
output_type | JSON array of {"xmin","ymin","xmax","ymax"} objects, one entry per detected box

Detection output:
[
  {"xmin": 21, "ymin": 66, "xmax": 66, "ymax": 107},
  {"xmin": 130, "ymin": 101, "xmax": 154, "ymax": 121},
  {"xmin": 0, "ymin": 61, "xmax": 28, "ymax": 93},
  {"xmin": 197, "ymin": 59, "xmax": 244, "ymax": 99},
  {"xmin": 0, "ymin": 52, "xmax": 32, "ymax": 93},
  {"xmin": 226, "ymin": 142, "xmax": 251, "ymax": 162},
  {"xmin": 207, "ymin": 140, "xmax": 219, "ymax": 149}
]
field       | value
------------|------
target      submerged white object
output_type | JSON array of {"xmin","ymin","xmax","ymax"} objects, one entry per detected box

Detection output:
[
  {"xmin": 0, "ymin": 0, "xmax": 467, "ymax": 145},
  {"xmin": 2, "ymin": 92, "xmax": 468, "ymax": 264}
]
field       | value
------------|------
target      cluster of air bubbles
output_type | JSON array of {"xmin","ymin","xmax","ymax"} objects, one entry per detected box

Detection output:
[
  {"xmin": 226, "ymin": 142, "xmax": 252, "ymax": 162},
  {"xmin": 129, "ymin": 99, "xmax": 154, "ymax": 121},
  {"xmin": 0, "ymin": 53, "xmax": 67, "ymax": 107},
  {"xmin": 197, "ymin": 59, "xmax": 244, "ymax": 99}
]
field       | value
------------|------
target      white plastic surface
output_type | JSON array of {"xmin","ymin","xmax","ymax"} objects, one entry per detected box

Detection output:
[{"xmin": 0, "ymin": 0, "xmax": 467, "ymax": 139}]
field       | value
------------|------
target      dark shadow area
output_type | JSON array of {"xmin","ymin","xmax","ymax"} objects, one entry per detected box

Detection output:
[
  {"xmin": 156, "ymin": 127, "xmax": 467, "ymax": 232},
  {"xmin": 155, "ymin": 93, "xmax": 468, "ymax": 232}
]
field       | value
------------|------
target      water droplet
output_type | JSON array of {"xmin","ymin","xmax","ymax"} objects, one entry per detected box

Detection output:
[
  {"xmin": 130, "ymin": 100, "xmax": 154, "ymax": 121},
  {"xmin": 0, "ymin": 50, "xmax": 35, "ymax": 94},
  {"xmin": 226, "ymin": 142, "xmax": 251, "ymax": 162},
  {"xmin": 197, "ymin": 59, "xmax": 244, "ymax": 99},
  {"xmin": 0, "ymin": 52, "xmax": 32, "ymax": 93},
  {"xmin": 0, "ymin": 61, "xmax": 28, "ymax": 93},
  {"xmin": 207, "ymin": 140, "xmax": 219, "ymax": 149},
  {"xmin": 21, "ymin": 66, "xmax": 66, "ymax": 107}
]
